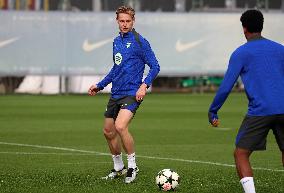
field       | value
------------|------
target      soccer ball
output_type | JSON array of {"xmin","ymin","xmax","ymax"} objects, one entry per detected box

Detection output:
[{"xmin": 156, "ymin": 169, "xmax": 180, "ymax": 191}]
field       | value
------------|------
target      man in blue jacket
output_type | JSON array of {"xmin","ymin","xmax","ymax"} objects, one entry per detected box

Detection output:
[
  {"xmin": 208, "ymin": 10, "xmax": 284, "ymax": 193},
  {"xmin": 88, "ymin": 6, "xmax": 160, "ymax": 184}
]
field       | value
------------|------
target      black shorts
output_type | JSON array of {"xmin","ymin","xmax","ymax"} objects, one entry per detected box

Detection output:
[
  {"xmin": 235, "ymin": 114, "xmax": 284, "ymax": 151},
  {"xmin": 104, "ymin": 96, "xmax": 141, "ymax": 119}
]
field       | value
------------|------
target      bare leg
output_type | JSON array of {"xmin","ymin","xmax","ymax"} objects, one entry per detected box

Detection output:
[
  {"xmin": 282, "ymin": 150, "xmax": 284, "ymax": 167},
  {"xmin": 114, "ymin": 109, "xmax": 135, "ymax": 154},
  {"xmin": 103, "ymin": 118, "xmax": 121, "ymax": 155},
  {"xmin": 234, "ymin": 148, "xmax": 253, "ymax": 179},
  {"xmin": 234, "ymin": 148, "xmax": 256, "ymax": 193},
  {"xmin": 114, "ymin": 109, "xmax": 138, "ymax": 183}
]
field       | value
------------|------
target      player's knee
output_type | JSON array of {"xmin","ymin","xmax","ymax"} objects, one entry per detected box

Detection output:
[
  {"xmin": 103, "ymin": 127, "xmax": 116, "ymax": 139},
  {"xmin": 114, "ymin": 123, "xmax": 127, "ymax": 134}
]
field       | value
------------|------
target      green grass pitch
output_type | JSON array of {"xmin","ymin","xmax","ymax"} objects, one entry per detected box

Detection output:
[{"xmin": 0, "ymin": 93, "xmax": 283, "ymax": 193}]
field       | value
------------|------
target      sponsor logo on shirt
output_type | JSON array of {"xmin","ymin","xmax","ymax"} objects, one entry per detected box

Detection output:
[{"xmin": 114, "ymin": 53, "xmax": 122, "ymax": 65}]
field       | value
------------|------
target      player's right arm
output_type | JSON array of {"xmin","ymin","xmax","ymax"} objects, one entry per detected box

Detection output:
[
  {"xmin": 88, "ymin": 65, "xmax": 115, "ymax": 96},
  {"xmin": 88, "ymin": 84, "xmax": 100, "ymax": 96},
  {"xmin": 208, "ymin": 49, "xmax": 246, "ymax": 126}
]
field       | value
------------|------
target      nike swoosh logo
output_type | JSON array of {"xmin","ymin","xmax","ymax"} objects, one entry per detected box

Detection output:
[
  {"xmin": 242, "ymin": 180, "xmax": 250, "ymax": 185},
  {"xmin": 0, "ymin": 37, "xmax": 20, "ymax": 48},
  {"xmin": 175, "ymin": 39, "xmax": 204, "ymax": 52},
  {"xmin": 82, "ymin": 38, "xmax": 113, "ymax": 52}
]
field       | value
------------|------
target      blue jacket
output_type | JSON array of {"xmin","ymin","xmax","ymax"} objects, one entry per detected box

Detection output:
[
  {"xmin": 209, "ymin": 37, "xmax": 284, "ymax": 116},
  {"xmin": 97, "ymin": 30, "xmax": 160, "ymax": 98}
]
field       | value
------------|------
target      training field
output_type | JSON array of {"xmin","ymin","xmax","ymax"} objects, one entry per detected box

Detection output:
[{"xmin": 0, "ymin": 93, "xmax": 283, "ymax": 193}]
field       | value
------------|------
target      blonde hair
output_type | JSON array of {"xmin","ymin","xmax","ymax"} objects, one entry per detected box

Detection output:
[{"xmin": 116, "ymin": 5, "xmax": 135, "ymax": 19}]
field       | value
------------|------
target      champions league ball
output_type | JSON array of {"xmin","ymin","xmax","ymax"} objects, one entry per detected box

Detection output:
[{"xmin": 156, "ymin": 169, "xmax": 180, "ymax": 191}]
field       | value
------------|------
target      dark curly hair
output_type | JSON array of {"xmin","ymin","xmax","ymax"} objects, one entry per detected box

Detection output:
[{"xmin": 240, "ymin": 9, "xmax": 264, "ymax": 33}]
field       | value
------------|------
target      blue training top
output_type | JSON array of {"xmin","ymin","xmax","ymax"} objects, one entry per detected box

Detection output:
[
  {"xmin": 97, "ymin": 29, "xmax": 160, "ymax": 99},
  {"xmin": 209, "ymin": 37, "xmax": 284, "ymax": 116}
]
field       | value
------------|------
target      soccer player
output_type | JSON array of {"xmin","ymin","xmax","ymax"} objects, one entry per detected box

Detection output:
[
  {"xmin": 208, "ymin": 9, "xmax": 284, "ymax": 193},
  {"xmin": 88, "ymin": 6, "xmax": 160, "ymax": 184}
]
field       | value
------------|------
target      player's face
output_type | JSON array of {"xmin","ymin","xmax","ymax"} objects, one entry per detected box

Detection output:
[{"xmin": 117, "ymin": 13, "xmax": 134, "ymax": 34}]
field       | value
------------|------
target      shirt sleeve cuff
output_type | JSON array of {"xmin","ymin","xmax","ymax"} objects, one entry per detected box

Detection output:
[{"xmin": 96, "ymin": 84, "xmax": 104, "ymax": 91}]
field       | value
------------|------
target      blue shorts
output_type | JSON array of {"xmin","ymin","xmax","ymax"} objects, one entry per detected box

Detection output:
[
  {"xmin": 104, "ymin": 96, "xmax": 141, "ymax": 119},
  {"xmin": 236, "ymin": 115, "xmax": 284, "ymax": 151}
]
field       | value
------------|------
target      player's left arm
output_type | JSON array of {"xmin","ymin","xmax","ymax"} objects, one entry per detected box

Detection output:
[
  {"xmin": 136, "ymin": 38, "xmax": 160, "ymax": 102},
  {"xmin": 208, "ymin": 50, "xmax": 245, "ymax": 126},
  {"xmin": 136, "ymin": 83, "xmax": 148, "ymax": 102}
]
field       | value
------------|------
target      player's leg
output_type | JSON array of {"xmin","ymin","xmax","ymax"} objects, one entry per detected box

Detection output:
[
  {"xmin": 102, "ymin": 98, "xmax": 127, "ymax": 180},
  {"xmin": 115, "ymin": 109, "xmax": 139, "ymax": 183},
  {"xmin": 102, "ymin": 118, "xmax": 127, "ymax": 179},
  {"xmin": 115, "ymin": 109, "xmax": 135, "ymax": 155},
  {"xmin": 234, "ymin": 149, "xmax": 255, "ymax": 193},
  {"xmin": 234, "ymin": 148, "xmax": 253, "ymax": 178},
  {"xmin": 115, "ymin": 96, "xmax": 141, "ymax": 157},
  {"xmin": 104, "ymin": 98, "xmax": 122, "ymax": 155},
  {"xmin": 104, "ymin": 118, "xmax": 121, "ymax": 155},
  {"xmin": 115, "ymin": 96, "xmax": 141, "ymax": 183},
  {"xmin": 282, "ymin": 151, "xmax": 284, "ymax": 167},
  {"xmin": 234, "ymin": 116, "xmax": 271, "ymax": 193},
  {"xmin": 272, "ymin": 114, "xmax": 284, "ymax": 167},
  {"xmin": 234, "ymin": 148, "xmax": 256, "ymax": 193}
]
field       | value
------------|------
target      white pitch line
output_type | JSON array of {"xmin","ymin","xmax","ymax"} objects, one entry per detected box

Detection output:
[
  {"xmin": 61, "ymin": 161, "xmax": 112, "ymax": 165},
  {"xmin": 213, "ymin": 127, "xmax": 232, "ymax": 131},
  {"xmin": 0, "ymin": 152, "xmax": 93, "ymax": 155},
  {"xmin": 0, "ymin": 141, "xmax": 283, "ymax": 172},
  {"xmin": 0, "ymin": 141, "xmax": 109, "ymax": 156}
]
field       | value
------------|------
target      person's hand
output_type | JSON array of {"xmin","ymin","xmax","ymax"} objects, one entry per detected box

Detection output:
[
  {"xmin": 136, "ymin": 83, "xmax": 147, "ymax": 102},
  {"xmin": 88, "ymin": 85, "xmax": 100, "ymax": 96},
  {"xmin": 208, "ymin": 112, "xmax": 219, "ymax": 127}
]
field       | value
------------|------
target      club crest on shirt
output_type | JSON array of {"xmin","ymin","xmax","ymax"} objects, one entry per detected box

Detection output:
[
  {"xmin": 114, "ymin": 52, "xmax": 122, "ymax": 65},
  {"xmin": 126, "ymin": 42, "xmax": 131, "ymax": 48}
]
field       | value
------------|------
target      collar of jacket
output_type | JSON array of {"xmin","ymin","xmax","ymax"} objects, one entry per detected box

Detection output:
[{"xmin": 119, "ymin": 28, "xmax": 135, "ymax": 38}]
